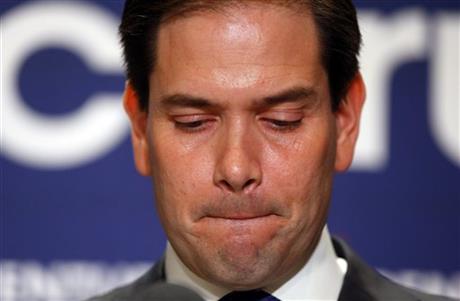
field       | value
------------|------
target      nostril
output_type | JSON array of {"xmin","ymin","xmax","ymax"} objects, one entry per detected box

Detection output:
[
  {"xmin": 218, "ymin": 178, "xmax": 257, "ymax": 193},
  {"xmin": 243, "ymin": 178, "xmax": 257, "ymax": 191},
  {"xmin": 219, "ymin": 180, "xmax": 235, "ymax": 192}
]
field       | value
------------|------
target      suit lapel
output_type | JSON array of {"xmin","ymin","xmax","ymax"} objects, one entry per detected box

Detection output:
[{"xmin": 333, "ymin": 238, "xmax": 420, "ymax": 301}]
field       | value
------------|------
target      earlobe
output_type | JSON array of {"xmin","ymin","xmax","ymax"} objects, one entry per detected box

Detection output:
[
  {"xmin": 124, "ymin": 82, "xmax": 152, "ymax": 176},
  {"xmin": 334, "ymin": 72, "xmax": 366, "ymax": 172}
]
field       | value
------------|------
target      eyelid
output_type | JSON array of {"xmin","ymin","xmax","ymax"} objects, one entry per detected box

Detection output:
[
  {"xmin": 173, "ymin": 114, "xmax": 211, "ymax": 123},
  {"xmin": 259, "ymin": 110, "xmax": 304, "ymax": 121},
  {"xmin": 172, "ymin": 114, "xmax": 218, "ymax": 133},
  {"xmin": 258, "ymin": 110, "xmax": 304, "ymax": 132}
]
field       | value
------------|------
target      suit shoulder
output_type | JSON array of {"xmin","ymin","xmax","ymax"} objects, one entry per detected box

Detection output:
[
  {"xmin": 84, "ymin": 259, "xmax": 165, "ymax": 301},
  {"xmin": 86, "ymin": 282, "xmax": 136, "ymax": 301},
  {"xmin": 363, "ymin": 269, "xmax": 457, "ymax": 301},
  {"xmin": 332, "ymin": 238, "xmax": 457, "ymax": 301}
]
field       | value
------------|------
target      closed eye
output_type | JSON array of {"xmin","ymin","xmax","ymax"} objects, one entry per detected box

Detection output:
[
  {"xmin": 173, "ymin": 116, "xmax": 217, "ymax": 133},
  {"xmin": 262, "ymin": 118, "xmax": 303, "ymax": 131},
  {"xmin": 175, "ymin": 120, "xmax": 205, "ymax": 128}
]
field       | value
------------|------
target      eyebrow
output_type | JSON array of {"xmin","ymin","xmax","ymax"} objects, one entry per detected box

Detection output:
[
  {"xmin": 258, "ymin": 86, "xmax": 316, "ymax": 108},
  {"xmin": 160, "ymin": 94, "xmax": 215, "ymax": 109},
  {"xmin": 158, "ymin": 86, "xmax": 317, "ymax": 110}
]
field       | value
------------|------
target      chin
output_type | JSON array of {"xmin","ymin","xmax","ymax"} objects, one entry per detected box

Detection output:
[{"xmin": 197, "ymin": 239, "xmax": 287, "ymax": 290}]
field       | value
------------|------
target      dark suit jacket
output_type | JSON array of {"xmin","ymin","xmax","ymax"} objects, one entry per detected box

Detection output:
[{"xmin": 87, "ymin": 238, "xmax": 455, "ymax": 301}]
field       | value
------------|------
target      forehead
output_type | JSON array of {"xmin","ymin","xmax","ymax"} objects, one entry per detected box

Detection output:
[{"xmin": 152, "ymin": 4, "xmax": 324, "ymax": 99}]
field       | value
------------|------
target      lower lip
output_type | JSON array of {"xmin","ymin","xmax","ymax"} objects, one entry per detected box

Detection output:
[
  {"xmin": 196, "ymin": 215, "xmax": 284, "ymax": 245},
  {"xmin": 201, "ymin": 214, "xmax": 280, "ymax": 226}
]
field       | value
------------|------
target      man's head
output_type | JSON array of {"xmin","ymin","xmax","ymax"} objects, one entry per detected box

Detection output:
[
  {"xmin": 120, "ymin": 0, "xmax": 365, "ymax": 291},
  {"xmin": 120, "ymin": 0, "xmax": 361, "ymax": 112}
]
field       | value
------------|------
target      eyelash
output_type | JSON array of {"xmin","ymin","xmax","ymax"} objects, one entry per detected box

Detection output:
[
  {"xmin": 174, "ymin": 119, "xmax": 214, "ymax": 133},
  {"xmin": 262, "ymin": 118, "xmax": 303, "ymax": 132},
  {"xmin": 174, "ymin": 118, "xmax": 303, "ymax": 134}
]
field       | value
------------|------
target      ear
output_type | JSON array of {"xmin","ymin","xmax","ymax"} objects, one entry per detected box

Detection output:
[
  {"xmin": 334, "ymin": 72, "xmax": 366, "ymax": 172},
  {"xmin": 124, "ymin": 82, "xmax": 151, "ymax": 176}
]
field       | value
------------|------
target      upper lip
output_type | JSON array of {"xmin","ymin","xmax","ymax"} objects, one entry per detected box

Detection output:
[{"xmin": 197, "ymin": 197, "xmax": 283, "ymax": 221}]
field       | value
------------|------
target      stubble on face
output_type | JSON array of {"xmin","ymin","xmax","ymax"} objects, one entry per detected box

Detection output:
[{"xmin": 146, "ymin": 3, "xmax": 338, "ymax": 290}]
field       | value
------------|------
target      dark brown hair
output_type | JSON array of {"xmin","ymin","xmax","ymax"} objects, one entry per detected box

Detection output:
[{"xmin": 119, "ymin": 0, "xmax": 361, "ymax": 111}]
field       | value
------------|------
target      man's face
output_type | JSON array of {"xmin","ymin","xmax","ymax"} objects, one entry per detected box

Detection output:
[{"xmin": 126, "ymin": 4, "xmax": 364, "ymax": 290}]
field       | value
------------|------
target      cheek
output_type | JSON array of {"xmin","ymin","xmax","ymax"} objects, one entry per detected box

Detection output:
[
  {"xmin": 148, "ymin": 128, "xmax": 215, "ymax": 222},
  {"xmin": 262, "ymin": 124, "xmax": 336, "ymax": 217}
]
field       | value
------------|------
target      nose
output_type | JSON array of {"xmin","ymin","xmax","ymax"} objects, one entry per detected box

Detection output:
[{"xmin": 213, "ymin": 123, "xmax": 262, "ymax": 194}]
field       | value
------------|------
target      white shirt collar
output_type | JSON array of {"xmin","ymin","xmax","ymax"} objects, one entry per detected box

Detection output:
[{"xmin": 165, "ymin": 226, "xmax": 347, "ymax": 301}]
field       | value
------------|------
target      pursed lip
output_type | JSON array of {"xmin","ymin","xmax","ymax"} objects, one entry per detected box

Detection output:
[
  {"xmin": 195, "ymin": 199, "xmax": 286, "ymax": 223},
  {"xmin": 205, "ymin": 213, "xmax": 276, "ymax": 220},
  {"xmin": 197, "ymin": 213, "xmax": 284, "ymax": 233},
  {"xmin": 199, "ymin": 213, "xmax": 283, "ymax": 227}
]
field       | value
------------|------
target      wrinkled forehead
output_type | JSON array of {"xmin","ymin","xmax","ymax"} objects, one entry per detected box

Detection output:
[
  {"xmin": 157, "ymin": 2, "xmax": 316, "ymax": 57},
  {"xmin": 153, "ymin": 4, "xmax": 322, "ymax": 93}
]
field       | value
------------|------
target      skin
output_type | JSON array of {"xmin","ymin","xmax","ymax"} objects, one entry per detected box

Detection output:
[{"xmin": 124, "ymin": 3, "xmax": 365, "ymax": 291}]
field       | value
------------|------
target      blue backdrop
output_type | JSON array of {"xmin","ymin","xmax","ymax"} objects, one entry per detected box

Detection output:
[{"xmin": 1, "ymin": 1, "xmax": 459, "ymax": 300}]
